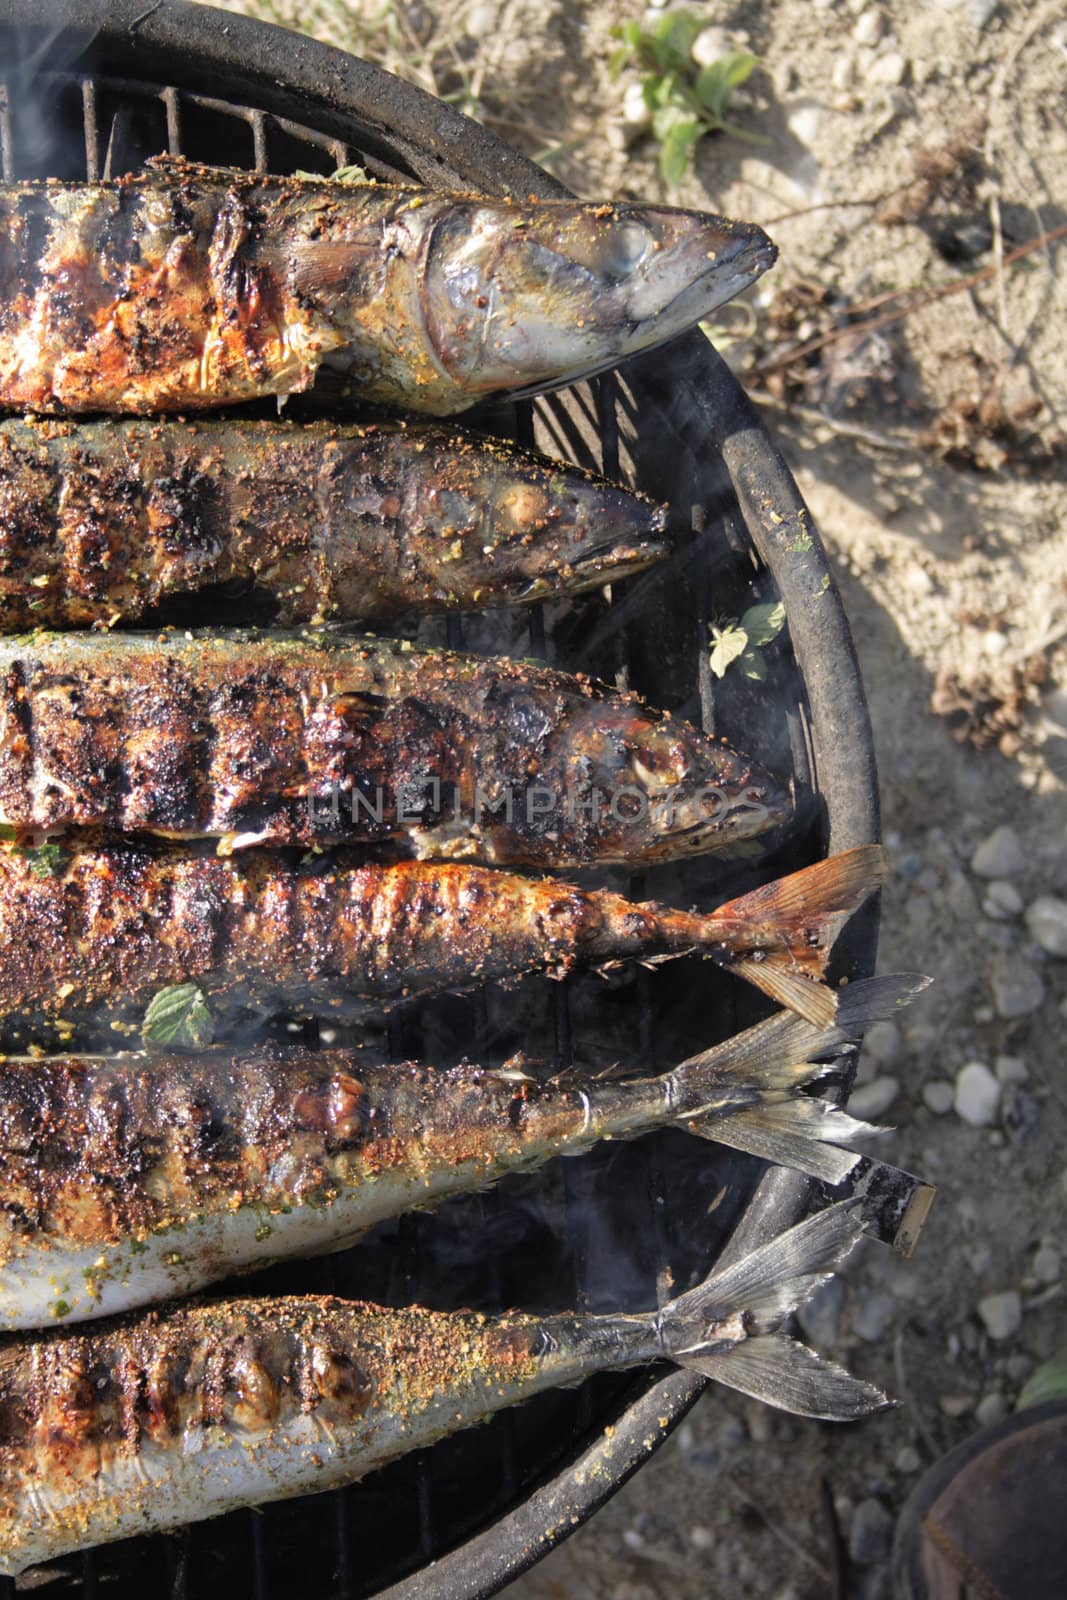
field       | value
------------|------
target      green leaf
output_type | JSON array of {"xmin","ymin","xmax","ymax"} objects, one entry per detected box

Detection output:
[
  {"xmin": 142, "ymin": 983, "xmax": 215, "ymax": 1052},
  {"xmin": 708, "ymin": 623, "xmax": 749, "ymax": 678},
  {"xmin": 651, "ymin": 97, "xmax": 692, "ymax": 141},
  {"xmin": 659, "ymin": 117, "xmax": 702, "ymax": 186},
  {"xmin": 737, "ymin": 647, "xmax": 768, "ymax": 680},
  {"xmin": 21, "ymin": 841, "xmax": 68, "ymax": 879},
  {"xmin": 331, "ymin": 163, "xmax": 370, "ymax": 185},
  {"xmin": 741, "ymin": 600, "xmax": 787, "ymax": 646},
  {"xmin": 695, "ymin": 52, "xmax": 759, "ymax": 124},
  {"xmin": 0, "ymin": 824, "xmax": 16, "ymax": 842},
  {"xmin": 652, "ymin": 8, "xmax": 705, "ymax": 70}
]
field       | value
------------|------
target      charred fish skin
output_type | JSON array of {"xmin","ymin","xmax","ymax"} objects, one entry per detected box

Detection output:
[
  {"xmin": 0, "ymin": 840, "xmax": 887, "ymax": 1044},
  {"xmin": 0, "ymin": 976, "xmax": 929, "ymax": 1329},
  {"xmin": 0, "ymin": 630, "xmax": 789, "ymax": 865},
  {"xmin": 0, "ymin": 158, "xmax": 776, "ymax": 416},
  {"xmin": 0, "ymin": 1205, "xmax": 883, "ymax": 1575},
  {"xmin": 0, "ymin": 417, "xmax": 668, "ymax": 628}
]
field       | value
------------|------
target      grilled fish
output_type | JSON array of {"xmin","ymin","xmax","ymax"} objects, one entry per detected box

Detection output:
[
  {"xmin": 0, "ymin": 840, "xmax": 886, "ymax": 1043},
  {"xmin": 0, "ymin": 1201, "xmax": 884, "ymax": 1574},
  {"xmin": 0, "ymin": 157, "xmax": 776, "ymax": 416},
  {"xmin": 0, "ymin": 416, "xmax": 668, "ymax": 629},
  {"xmin": 0, "ymin": 630, "xmax": 787, "ymax": 864},
  {"xmin": 0, "ymin": 974, "xmax": 927, "ymax": 1329}
]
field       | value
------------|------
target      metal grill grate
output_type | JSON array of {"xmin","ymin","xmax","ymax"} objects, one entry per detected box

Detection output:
[{"xmin": 0, "ymin": 10, "xmax": 880, "ymax": 1597}]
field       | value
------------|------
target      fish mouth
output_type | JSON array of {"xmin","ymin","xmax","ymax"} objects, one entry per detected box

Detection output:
[{"xmin": 566, "ymin": 537, "xmax": 671, "ymax": 588}]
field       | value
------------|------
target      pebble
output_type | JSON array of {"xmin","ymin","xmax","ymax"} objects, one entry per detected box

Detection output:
[
  {"xmin": 1025, "ymin": 896, "xmax": 1067, "ymax": 957},
  {"xmin": 621, "ymin": 80, "xmax": 652, "ymax": 136},
  {"xmin": 954, "ymin": 1062, "xmax": 1001, "ymax": 1127},
  {"xmin": 863, "ymin": 1019, "xmax": 903, "ymax": 1069},
  {"xmin": 1046, "ymin": 687, "xmax": 1067, "ymax": 731},
  {"xmin": 1033, "ymin": 1245, "xmax": 1062, "ymax": 1285},
  {"xmin": 798, "ymin": 1274, "xmax": 845, "ymax": 1348},
  {"xmin": 853, "ymin": 8, "xmax": 884, "ymax": 44},
  {"xmin": 1004, "ymin": 1353, "xmax": 1033, "ymax": 1383},
  {"xmin": 975, "ymin": 1391, "xmax": 1009, "ymax": 1427},
  {"xmin": 852, "ymin": 1291, "xmax": 898, "ymax": 1342},
  {"xmin": 866, "ymin": 50, "xmax": 908, "ymax": 87},
  {"xmin": 690, "ymin": 27, "xmax": 734, "ymax": 69},
  {"xmin": 849, "ymin": 1498, "xmax": 894, "ymax": 1565},
  {"xmin": 977, "ymin": 1290, "xmax": 1023, "ymax": 1342},
  {"xmin": 688, "ymin": 1525, "xmax": 714, "ymax": 1550},
  {"xmin": 947, "ymin": 871, "xmax": 979, "ymax": 919},
  {"xmin": 968, "ymin": 0, "xmax": 999, "ymax": 25},
  {"xmin": 923, "ymin": 1080, "xmax": 955, "ymax": 1115},
  {"xmin": 849, "ymin": 1077, "xmax": 900, "ymax": 1120},
  {"xmin": 991, "ymin": 957, "xmax": 1045, "ymax": 1019},
  {"xmin": 971, "ymin": 826, "xmax": 1026, "ymax": 880},
  {"xmin": 894, "ymin": 1445, "xmax": 922, "ymax": 1474},
  {"xmin": 940, "ymin": 1395, "xmax": 974, "ymax": 1418},
  {"xmin": 983, "ymin": 880, "xmax": 1024, "ymax": 919},
  {"xmin": 995, "ymin": 1055, "xmax": 1028, "ymax": 1085}
]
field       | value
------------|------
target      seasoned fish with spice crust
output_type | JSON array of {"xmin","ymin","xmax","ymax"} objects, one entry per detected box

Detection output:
[
  {"xmin": 0, "ymin": 1202, "xmax": 885, "ymax": 1574},
  {"xmin": 0, "ymin": 975, "xmax": 928, "ymax": 1329},
  {"xmin": 0, "ymin": 839, "xmax": 887, "ymax": 1043},
  {"xmin": 0, "ymin": 630, "xmax": 789, "ymax": 865},
  {"xmin": 0, "ymin": 416, "xmax": 668, "ymax": 628},
  {"xmin": 0, "ymin": 157, "xmax": 775, "ymax": 415}
]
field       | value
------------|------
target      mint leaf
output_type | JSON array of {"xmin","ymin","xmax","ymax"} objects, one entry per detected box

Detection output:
[
  {"xmin": 741, "ymin": 600, "xmax": 787, "ymax": 646},
  {"xmin": 659, "ymin": 118, "xmax": 701, "ymax": 186},
  {"xmin": 22, "ymin": 841, "xmax": 68, "ymax": 879},
  {"xmin": 709, "ymin": 623, "xmax": 749, "ymax": 678},
  {"xmin": 142, "ymin": 983, "xmax": 215, "ymax": 1052}
]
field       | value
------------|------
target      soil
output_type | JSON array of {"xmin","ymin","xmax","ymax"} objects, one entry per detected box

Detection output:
[{"xmin": 223, "ymin": 2, "xmax": 1067, "ymax": 1594}]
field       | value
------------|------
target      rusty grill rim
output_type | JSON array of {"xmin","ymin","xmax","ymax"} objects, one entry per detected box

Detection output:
[{"xmin": 0, "ymin": 4, "xmax": 881, "ymax": 1598}]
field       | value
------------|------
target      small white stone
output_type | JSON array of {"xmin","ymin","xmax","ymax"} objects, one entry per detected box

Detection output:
[
  {"xmin": 853, "ymin": 8, "xmax": 884, "ymax": 45},
  {"xmin": 983, "ymin": 629, "xmax": 1008, "ymax": 657},
  {"xmin": 968, "ymin": 0, "xmax": 999, "ymax": 26},
  {"xmin": 466, "ymin": 1, "xmax": 498, "ymax": 33},
  {"xmin": 866, "ymin": 50, "xmax": 908, "ymax": 87},
  {"xmin": 689, "ymin": 1525, "xmax": 714, "ymax": 1550},
  {"xmin": 940, "ymin": 1394, "xmax": 974, "ymax": 1418},
  {"xmin": 690, "ymin": 27, "xmax": 735, "ymax": 69},
  {"xmin": 995, "ymin": 1055, "xmax": 1029, "ymax": 1085},
  {"xmin": 1046, "ymin": 687, "xmax": 1067, "ymax": 731},
  {"xmin": 983, "ymin": 880, "xmax": 1024, "ymax": 919},
  {"xmin": 923, "ymin": 1081, "xmax": 955, "ymax": 1115},
  {"xmin": 863, "ymin": 1019, "xmax": 903, "ymax": 1069},
  {"xmin": 975, "ymin": 1392, "xmax": 1009, "ymax": 1427},
  {"xmin": 895, "ymin": 1445, "xmax": 922, "ymax": 1473},
  {"xmin": 849, "ymin": 1077, "xmax": 900, "ymax": 1120},
  {"xmin": 1033, "ymin": 1245, "xmax": 1062, "ymax": 1285},
  {"xmin": 954, "ymin": 1062, "xmax": 1001, "ymax": 1127},
  {"xmin": 971, "ymin": 826, "xmax": 1025, "ymax": 880},
  {"xmin": 785, "ymin": 103, "xmax": 821, "ymax": 145},
  {"xmin": 621, "ymin": 80, "xmax": 652, "ymax": 134},
  {"xmin": 977, "ymin": 1290, "xmax": 1022, "ymax": 1341},
  {"xmin": 1025, "ymin": 896, "xmax": 1067, "ymax": 957},
  {"xmin": 831, "ymin": 54, "xmax": 855, "ymax": 91},
  {"xmin": 991, "ymin": 959, "xmax": 1045, "ymax": 1020}
]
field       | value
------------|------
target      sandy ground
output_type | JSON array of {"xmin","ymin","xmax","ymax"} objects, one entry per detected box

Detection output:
[{"xmin": 219, "ymin": 2, "xmax": 1067, "ymax": 1594}]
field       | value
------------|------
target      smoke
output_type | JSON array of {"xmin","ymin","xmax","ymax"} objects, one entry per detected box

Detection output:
[{"xmin": 1, "ymin": 17, "xmax": 98, "ymax": 179}]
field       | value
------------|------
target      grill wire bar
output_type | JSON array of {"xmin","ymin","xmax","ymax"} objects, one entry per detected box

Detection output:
[{"xmin": 0, "ymin": 31, "xmax": 881, "ymax": 1597}]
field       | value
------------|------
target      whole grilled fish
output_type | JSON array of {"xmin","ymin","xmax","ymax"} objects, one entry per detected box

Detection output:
[
  {"xmin": 0, "ymin": 840, "xmax": 886, "ymax": 1043},
  {"xmin": 0, "ymin": 630, "xmax": 787, "ymax": 864},
  {"xmin": 0, "ymin": 416, "xmax": 668, "ymax": 629},
  {"xmin": 0, "ymin": 975, "xmax": 927, "ymax": 1329},
  {"xmin": 0, "ymin": 1202, "xmax": 884, "ymax": 1574},
  {"xmin": 0, "ymin": 157, "xmax": 776, "ymax": 416}
]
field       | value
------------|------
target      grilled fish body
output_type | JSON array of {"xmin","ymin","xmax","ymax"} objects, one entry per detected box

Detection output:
[
  {"xmin": 0, "ymin": 976, "xmax": 926, "ymax": 1329},
  {"xmin": 0, "ymin": 1204, "xmax": 883, "ymax": 1574},
  {"xmin": 0, "ymin": 157, "xmax": 775, "ymax": 415},
  {"xmin": 0, "ymin": 417, "xmax": 667, "ymax": 628},
  {"xmin": 0, "ymin": 630, "xmax": 787, "ymax": 864},
  {"xmin": 0, "ymin": 840, "xmax": 886, "ymax": 1044}
]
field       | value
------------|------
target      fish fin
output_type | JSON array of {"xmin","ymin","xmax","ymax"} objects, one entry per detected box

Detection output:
[
  {"xmin": 680, "ymin": 1334, "xmax": 890, "ymax": 1421},
  {"xmin": 711, "ymin": 846, "xmax": 889, "ymax": 1024},
  {"xmin": 683, "ymin": 1102, "xmax": 882, "ymax": 1187},
  {"xmin": 653, "ymin": 1201, "xmax": 884, "ymax": 1419}
]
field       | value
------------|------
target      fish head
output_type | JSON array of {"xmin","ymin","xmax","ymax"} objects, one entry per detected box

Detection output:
[
  {"xmin": 559, "ymin": 698, "xmax": 791, "ymax": 863},
  {"xmin": 420, "ymin": 199, "xmax": 776, "ymax": 400},
  {"xmin": 492, "ymin": 472, "xmax": 671, "ymax": 599}
]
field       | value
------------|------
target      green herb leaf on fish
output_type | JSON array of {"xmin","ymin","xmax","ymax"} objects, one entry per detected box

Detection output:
[
  {"xmin": 293, "ymin": 164, "xmax": 370, "ymax": 186},
  {"xmin": 21, "ymin": 841, "xmax": 69, "ymax": 879},
  {"xmin": 142, "ymin": 984, "xmax": 215, "ymax": 1052}
]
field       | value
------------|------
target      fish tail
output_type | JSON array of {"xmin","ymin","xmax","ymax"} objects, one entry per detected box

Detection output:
[
  {"xmin": 708, "ymin": 844, "xmax": 889, "ymax": 1026},
  {"xmin": 653, "ymin": 1201, "xmax": 889, "ymax": 1419}
]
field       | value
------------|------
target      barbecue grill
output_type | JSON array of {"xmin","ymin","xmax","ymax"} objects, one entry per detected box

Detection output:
[{"xmin": 0, "ymin": 3, "xmax": 885, "ymax": 1595}]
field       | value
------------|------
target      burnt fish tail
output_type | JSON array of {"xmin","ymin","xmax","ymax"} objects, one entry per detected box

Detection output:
[
  {"xmin": 0, "ymin": 156, "xmax": 775, "ymax": 415},
  {"xmin": 0, "ymin": 630, "xmax": 788, "ymax": 864},
  {"xmin": 0, "ymin": 975, "xmax": 929, "ymax": 1328},
  {"xmin": 0, "ymin": 843, "xmax": 885, "ymax": 1047},
  {"xmin": 0, "ymin": 417, "xmax": 667, "ymax": 628},
  {"xmin": 0, "ymin": 1204, "xmax": 883, "ymax": 1574}
]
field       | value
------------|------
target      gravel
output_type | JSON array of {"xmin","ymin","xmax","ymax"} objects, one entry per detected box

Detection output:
[
  {"xmin": 922, "ymin": 1080, "xmax": 955, "ymax": 1114},
  {"xmin": 862, "ymin": 1019, "xmax": 903, "ymax": 1068},
  {"xmin": 852, "ymin": 1291, "xmax": 898, "ymax": 1342},
  {"xmin": 995, "ymin": 1055, "xmax": 1029, "ymax": 1084},
  {"xmin": 849, "ymin": 1498, "xmax": 895, "ymax": 1565},
  {"xmin": 954, "ymin": 1062, "xmax": 1001, "ymax": 1127},
  {"xmin": 866, "ymin": 49, "xmax": 908, "ymax": 86},
  {"xmin": 797, "ymin": 1274, "xmax": 845, "ymax": 1348},
  {"xmin": 1025, "ymin": 896, "xmax": 1067, "ymax": 957},
  {"xmin": 982, "ymin": 880, "xmax": 1024, "ymax": 918},
  {"xmin": 975, "ymin": 1392, "xmax": 1009, "ymax": 1427},
  {"xmin": 894, "ymin": 1445, "xmax": 922, "ymax": 1474},
  {"xmin": 977, "ymin": 1290, "xmax": 1023, "ymax": 1341},
  {"xmin": 990, "ymin": 957, "xmax": 1045, "ymax": 1020},
  {"xmin": 1033, "ymin": 1246, "xmax": 1062, "ymax": 1285},
  {"xmin": 971, "ymin": 825, "xmax": 1026, "ymax": 880},
  {"xmin": 849, "ymin": 1077, "xmax": 901, "ymax": 1120}
]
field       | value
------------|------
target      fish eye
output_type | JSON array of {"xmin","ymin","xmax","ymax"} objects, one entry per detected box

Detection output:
[{"xmin": 596, "ymin": 223, "xmax": 652, "ymax": 282}]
